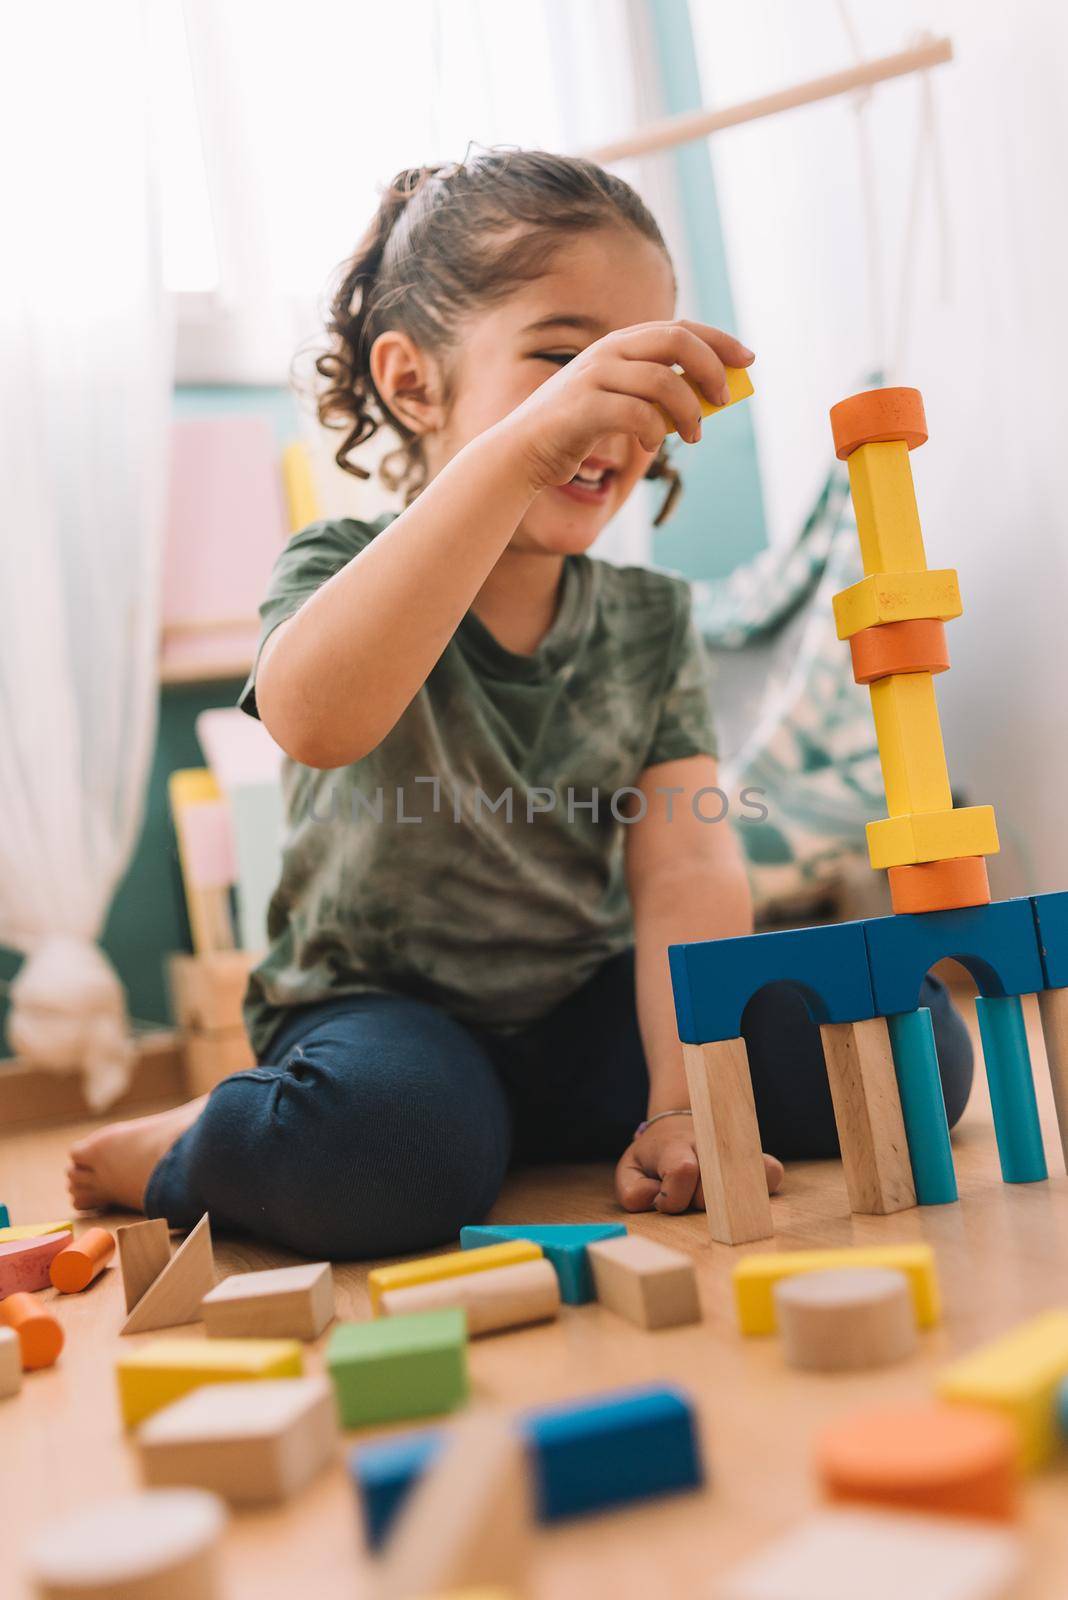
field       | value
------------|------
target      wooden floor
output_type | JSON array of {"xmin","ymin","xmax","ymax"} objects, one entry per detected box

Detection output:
[{"xmin": 4, "ymin": 990, "xmax": 1068, "ymax": 1600}]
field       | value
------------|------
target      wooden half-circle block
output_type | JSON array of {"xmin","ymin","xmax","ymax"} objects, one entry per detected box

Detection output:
[
  {"xmin": 815, "ymin": 1403, "xmax": 1019, "ymax": 1521},
  {"xmin": 888, "ymin": 857, "xmax": 991, "ymax": 915},
  {"xmin": 850, "ymin": 618, "xmax": 950, "ymax": 684},
  {"xmin": 27, "ymin": 1488, "xmax": 226, "ymax": 1600},
  {"xmin": 831, "ymin": 387, "xmax": 928, "ymax": 460},
  {"xmin": 775, "ymin": 1267, "xmax": 917, "ymax": 1372},
  {"xmin": 0, "ymin": 1230, "xmax": 72, "ymax": 1297}
]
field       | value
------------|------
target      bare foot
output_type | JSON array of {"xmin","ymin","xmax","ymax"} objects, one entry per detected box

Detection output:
[
  {"xmin": 67, "ymin": 1097, "xmax": 209, "ymax": 1214},
  {"xmin": 764, "ymin": 1153, "xmax": 785, "ymax": 1194}
]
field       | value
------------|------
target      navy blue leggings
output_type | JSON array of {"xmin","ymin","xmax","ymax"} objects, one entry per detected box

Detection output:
[{"xmin": 146, "ymin": 951, "xmax": 973, "ymax": 1260}]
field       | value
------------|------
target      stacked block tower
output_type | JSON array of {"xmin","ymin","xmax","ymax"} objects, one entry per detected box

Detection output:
[{"xmin": 670, "ymin": 386, "xmax": 1068, "ymax": 1246}]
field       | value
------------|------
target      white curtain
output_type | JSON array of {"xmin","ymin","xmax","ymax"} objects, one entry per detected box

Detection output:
[{"xmin": 0, "ymin": 3, "xmax": 173, "ymax": 1106}]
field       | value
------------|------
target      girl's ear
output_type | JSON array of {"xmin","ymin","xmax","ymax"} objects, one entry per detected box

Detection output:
[{"xmin": 369, "ymin": 331, "xmax": 447, "ymax": 436}]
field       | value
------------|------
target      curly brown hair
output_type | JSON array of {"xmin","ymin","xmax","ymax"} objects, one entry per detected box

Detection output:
[{"xmin": 314, "ymin": 147, "xmax": 684, "ymax": 524}]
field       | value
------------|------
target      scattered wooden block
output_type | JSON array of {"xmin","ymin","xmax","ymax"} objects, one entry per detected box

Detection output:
[
  {"xmin": 0, "ymin": 1203, "xmax": 8, "ymax": 1228},
  {"xmin": 379, "ymin": 1258, "xmax": 559, "ymax": 1338},
  {"xmin": 49, "ymin": 1227, "xmax": 115, "ymax": 1293},
  {"xmin": 0, "ymin": 1325, "xmax": 22, "ymax": 1397},
  {"xmin": 369, "ymin": 1240, "xmax": 542, "ymax": 1314},
  {"xmin": 733, "ymin": 1243, "xmax": 939, "ymax": 1335},
  {"xmin": 201, "ymin": 1261, "xmax": 334, "ymax": 1340},
  {"xmin": 121, "ymin": 1214, "xmax": 216, "ymax": 1336},
  {"xmin": 587, "ymin": 1234, "xmax": 700, "ymax": 1330},
  {"xmin": 351, "ymin": 1382, "xmax": 702, "ymax": 1546},
  {"xmin": 375, "ymin": 1413, "xmax": 533, "ymax": 1598},
  {"xmin": 26, "ymin": 1487, "xmax": 227, "ymax": 1600},
  {"xmin": 0, "ymin": 1230, "xmax": 72, "ymax": 1296},
  {"xmin": 459, "ymin": 1223, "xmax": 627, "ymax": 1304},
  {"xmin": 718, "ymin": 1506, "xmax": 1022, "ymax": 1600},
  {"xmin": 937, "ymin": 1309, "xmax": 1068, "ymax": 1470},
  {"xmin": 775, "ymin": 1267, "xmax": 918, "ymax": 1372},
  {"xmin": 817, "ymin": 1018, "xmax": 916, "ymax": 1216},
  {"xmin": 117, "ymin": 1336, "xmax": 303, "ymax": 1428},
  {"xmin": 0, "ymin": 1292, "xmax": 63, "ymax": 1370},
  {"xmin": 118, "ymin": 1218, "xmax": 172, "ymax": 1314},
  {"xmin": 1037, "ymin": 986, "xmax": 1068, "ymax": 1173},
  {"xmin": 816, "ymin": 1403, "xmax": 1018, "ymax": 1521},
  {"xmin": 326, "ymin": 1309, "xmax": 467, "ymax": 1429},
  {"xmin": 138, "ymin": 1375, "xmax": 337, "ymax": 1504},
  {"xmin": 0, "ymin": 1219, "xmax": 71, "ymax": 1244},
  {"xmin": 167, "ymin": 951, "xmax": 255, "ymax": 1032}
]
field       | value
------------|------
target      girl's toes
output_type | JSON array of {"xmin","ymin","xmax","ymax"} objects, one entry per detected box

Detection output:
[{"xmin": 764, "ymin": 1153, "xmax": 785, "ymax": 1194}]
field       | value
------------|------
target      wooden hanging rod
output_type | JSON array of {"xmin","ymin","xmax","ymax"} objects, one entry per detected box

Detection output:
[{"xmin": 587, "ymin": 36, "xmax": 953, "ymax": 165}]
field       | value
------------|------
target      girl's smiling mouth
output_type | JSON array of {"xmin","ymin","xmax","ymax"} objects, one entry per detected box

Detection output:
[{"xmin": 555, "ymin": 457, "xmax": 616, "ymax": 505}]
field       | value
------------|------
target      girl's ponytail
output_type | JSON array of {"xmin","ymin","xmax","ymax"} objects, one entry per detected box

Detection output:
[{"xmin": 315, "ymin": 166, "xmax": 444, "ymax": 480}]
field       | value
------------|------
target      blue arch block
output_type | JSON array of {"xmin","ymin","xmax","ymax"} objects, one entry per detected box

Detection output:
[
  {"xmin": 669, "ymin": 920, "xmax": 875, "ymax": 1045},
  {"xmin": 864, "ymin": 898, "xmax": 1044, "ymax": 1017},
  {"xmin": 1031, "ymin": 892, "xmax": 1068, "ymax": 989}
]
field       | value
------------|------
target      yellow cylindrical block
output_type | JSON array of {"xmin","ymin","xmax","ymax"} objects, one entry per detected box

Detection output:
[
  {"xmin": 848, "ymin": 441, "xmax": 928, "ymax": 576},
  {"xmin": 869, "ymin": 673, "xmax": 953, "ymax": 818}
]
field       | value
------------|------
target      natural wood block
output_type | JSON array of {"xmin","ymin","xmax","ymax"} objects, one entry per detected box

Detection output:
[
  {"xmin": 0, "ymin": 1230, "xmax": 72, "ymax": 1296},
  {"xmin": 775, "ymin": 1268, "xmax": 917, "ymax": 1372},
  {"xmin": 818, "ymin": 1019, "xmax": 916, "ymax": 1216},
  {"xmin": 27, "ymin": 1487, "xmax": 226, "ymax": 1600},
  {"xmin": 0, "ymin": 1292, "xmax": 64, "ymax": 1370},
  {"xmin": 326, "ymin": 1310, "xmax": 467, "ymax": 1429},
  {"xmin": 183, "ymin": 1029, "xmax": 255, "ymax": 1097},
  {"xmin": 201, "ymin": 1262, "xmax": 335, "ymax": 1341},
  {"xmin": 368, "ymin": 1240, "xmax": 543, "ymax": 1314},
  {"xmin": 117, "ymin": 1337, "xmax": 303, "ymax": 1428},
  {"xmin": 121, "ymin": 1215, "xmax": 216, "ymax": 1336},
  {"xmin": 379, "ymin": 1258, "xmax": 559, "ymax": 1338},
  {"xmin": 587, "ymin": 1234, "xmax": 701, "ymax": 1330},
  {"xmin": 815, "ymin": 1403, "xmax": 1018, "ymax": 1520},
  {"xmin": 733, "ymin": 1243, "xmax": 939, "ymax": 1335},
  {"xmin": 50, "ymin": 1227, "xmax": 116, "ymax": 1293},
  {"xmin": 118, "ymin": 1219, "xmax": 172, "ymax": 1314},
  {"xmin": 0, "ymin": 1324, "xmax": 23, "ymax": 1397},
  {"xmin": 718, "ymin": 1506, "xmax": 1022, "ymax": 1600},
  {"xmin": 167, "ymin": 951, "xmax": 255, "ymax": 1032},
  {"xmin": 1038, "ymin": 987, "xmax": 1068, "ymax": 1173},
  {"xmin": 937, "ymin": 1309, "xmax": 1068, "ymax": 1470},
  {"xmin": 138, "ymin": 1376, "xmax": 337, "ymax": 1504},
  {"xmin": 375, "ymin": 1413, "xmax": 533, "ymax": 1598},
  {"xmin": 682, "ymin": 1039, "xmax": 774, "ymax": 1246},
  {"xmin": 0, "ymin": 1220, "xmax": 72, "ymax": 1244}
]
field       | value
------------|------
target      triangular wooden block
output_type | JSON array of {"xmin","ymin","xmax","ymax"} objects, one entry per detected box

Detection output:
[
  {"xmin": 121, "ymin": 1214, "xmax": 215, "ymax": 1336},
  {"xmin": 117, "ymin": 1218, "xmax": 172, "ymax": 1314}
]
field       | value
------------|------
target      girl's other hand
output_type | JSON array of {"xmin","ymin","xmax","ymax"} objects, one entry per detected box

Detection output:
[
  {"xmin": 504, "ymin": 319, "xmax": 755, "ymax": 493},
  {"xmin": 614, "ymin": 1118, "xmax": 784, "ymax": 1214}
]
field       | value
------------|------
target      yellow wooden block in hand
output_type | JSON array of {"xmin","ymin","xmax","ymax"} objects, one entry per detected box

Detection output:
[
  {"xmin": 733, "ymin": 1243, "xmax": 939, "ymax": 1336},
  {"xmin": 867, "ymin": 805, "xmax": 999, "ymax": 870},
  {"xmin": 833, "ymin": 569, "xmax": 962, "ymax": 640},
  {"xmin": 664, "ymin": 366, "xmax": 754, "ymax": 434},
  {"xmin": 368, "ymin": 1240, "xmax": 543, "ymax": 1314},
  {"xmin": 848, "ymin": 441, "xmax": 928, "ymax": 576},
  {"xmin": 117, "ymin": 1337, "xmax": 303, "ymax": 1427},
  {"xmin": 938, "ymin": 1310, "xmax": 1068, "ymax": 1470},
  {"xmin": 869, "ymin": 674, "xmax": 953, "ymax": 816}
]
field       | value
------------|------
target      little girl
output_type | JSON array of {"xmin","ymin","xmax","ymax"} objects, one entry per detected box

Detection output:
[{"xmin": 70, "ymin": 150, "xmax": 972, "ymax": 1258}]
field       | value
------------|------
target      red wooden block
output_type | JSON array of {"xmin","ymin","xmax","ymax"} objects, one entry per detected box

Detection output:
[
  {"xmin": 831, "ymin": 387, "xmax": 928, "ymax": 461},
  {"xmin": 850, "ymin": 619, "xmax": 950, "ymax": 685},
  {"xmin": 0, "ymin": 1230, "xmax": 73, "ymax": 1297}
]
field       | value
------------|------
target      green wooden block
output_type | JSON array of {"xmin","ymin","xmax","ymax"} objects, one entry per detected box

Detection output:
[{"xmin": 326, "ymin": 1309, "xmax": 468, "ymax": 1428}]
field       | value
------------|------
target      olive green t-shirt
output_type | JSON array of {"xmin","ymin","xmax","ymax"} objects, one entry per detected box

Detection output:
[{"xmin": 239, "ymin": 515, "xmax": 716, "ymax": 1057}]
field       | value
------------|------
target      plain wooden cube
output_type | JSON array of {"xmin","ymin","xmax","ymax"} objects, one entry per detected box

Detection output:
[
  {"xmin": 201, "ymin": 1262, "xmax": 335, "ymax": 1341},
  {"xmin": 138, "ymin": 1377, "xmax": 337, "ymax": 1505},
  {"xmin": 588, "ymin": 1234, "xmax": 701, "ymax": 1330}
]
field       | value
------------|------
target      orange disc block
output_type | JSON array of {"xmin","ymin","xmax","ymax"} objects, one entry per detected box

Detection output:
[
  {"xmin": 0, "ymin": 1291, "xmax": 64, "ymax": 1370},
  {"xmin": 49, "ymin": 1227, "xmax": 116, "ymax": 1293},
  {"xmin": 830, "ymin": 386, "xmax": 928, "ymax": 460},
  {"xmin": 889, "ymin": 856, "xmax": 991, "ymax": 914},
  {"xmin": 851, "ymin": 618, "xmax": 950, "ymax": 685},
  {"xmin": 816, "ymin": 1404, "xmax": 1018, "ymax": 1521}
]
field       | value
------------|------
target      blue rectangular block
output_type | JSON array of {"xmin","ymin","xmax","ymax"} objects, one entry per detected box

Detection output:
[
  {"xmin": 459, "ymin": 1223, "xmax": 627, "ymax": 1304},
  {"xmin": 1031, "ymin": 892, "xmax": 1068, "ymax": 990},
  {"xmin": 349, "ymin": 1383, "xmax": 702, "ymax": 1546},
  {"xmin": 864, "ymin": 898, "xmax": 1044, "ymax": 1018},
  {"xmin": 669, "ymin": 919, "xmax": 875, "ymax": 1044},
  {"xmin": 0, "ymin": 1205, "xmax": 8, "ymax": 1230}
]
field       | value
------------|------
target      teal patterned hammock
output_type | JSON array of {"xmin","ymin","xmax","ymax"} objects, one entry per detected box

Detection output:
[{"xmin": 688, "ymin": 460, "xmax": 885, "ymax": 919}]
